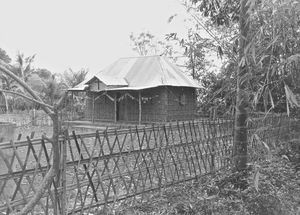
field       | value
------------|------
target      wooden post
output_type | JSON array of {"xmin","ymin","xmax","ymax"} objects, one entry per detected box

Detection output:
[
  {"xmin": 138, "ymin": 91, "xmax": 142, "ymax": 125},
  {"xmin": 71, "ymin": 92, "xmax": 74, "ymax": 120},
  {"xmin": 114, "ymin": 93, "xmax": 117, "ymax": 123},
  {"xmin": 92, "ymin": 93, "xmax": 95, "ymax": 123},
  {"xmin": 61, "ymin": 130, "xmax": 68, "ymax": 215}
]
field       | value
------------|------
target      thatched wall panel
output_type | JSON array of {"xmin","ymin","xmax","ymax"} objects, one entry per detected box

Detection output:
[
  {"xmin": 84, "ymin": 86, "xmax": 196, "ymax": 123},
  {"xmin": 85, "ymin": 92, "xmax": 114, "ymax": 121},
  {"xmin": 166, "ymin": 87, "xmax": 196, "ymax": 121}
]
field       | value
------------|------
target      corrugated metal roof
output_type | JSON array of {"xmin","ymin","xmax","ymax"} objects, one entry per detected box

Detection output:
[
  {"xmin": 68, "ymin": 80, "xmax": 88, "ymax": 91},
  {"xmin": 70, "ymin": 56, "xmax": 201, "ymax": 91},
  {"xmin": 86, "ymin": 74, "xmax": 128, "ymax": 86}
]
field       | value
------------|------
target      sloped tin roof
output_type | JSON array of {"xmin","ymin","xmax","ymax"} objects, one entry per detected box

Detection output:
[
  {"xmin": 68, "ymin": 80, "xmax": 88, "ymax": 91},
  {"xmin": 70, "ymin": 56, "xmax": 200, "ymax": 91},
  {"xmin": 85, "ymin": 74, "xmax": 128, "ymax": 86}
]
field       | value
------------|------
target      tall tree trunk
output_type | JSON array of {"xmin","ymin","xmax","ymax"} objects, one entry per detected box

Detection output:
[
  {"xmin": 2, "ymin": 92, "xmax": 9, "ymax": 113},
  {"xmin": 0, "ymin": 62, "xmax": 65, "ymax": 214},
  {"xmin": 17, "ymin": 111, "xmax": 60, "ymax": 215},
  {"xmin": 233, "ymin": 0, "xmax": 250, "ymax": 171}
]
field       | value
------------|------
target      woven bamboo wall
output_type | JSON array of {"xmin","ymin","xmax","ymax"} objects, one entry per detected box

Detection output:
[
  {"xmin": 141, "ymin": 87, "xmax": 167, "ymax": 122},
  {"xmin": 94, "ymin": 94, "xmax": 114, "ymax": 120},
  {"xmin": 85, "ymin": 92, "xmax": 115, "ymax": 121},
  {"xmin": 166, "ymin": 87, "xmax": 197, "ymax": 121},
  {"xmin": 84, "ymin": 92, "xmax": 93, "ymax": 120},
  {"xmin": 84, "ymin": 86, "xmax": 197, "ymax": 123},
  {"xmin": 118, "ymin": 91, "xmax": 139, "ymax": 122},
  {"xmin": 113, "ymin": 88, "xmax": 167, "ymax": 122}
]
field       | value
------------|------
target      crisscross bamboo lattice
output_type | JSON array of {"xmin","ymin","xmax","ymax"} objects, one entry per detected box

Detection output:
[{"xmin": 0, "ymin": 116, "xmax": 298, "ymax": 214}]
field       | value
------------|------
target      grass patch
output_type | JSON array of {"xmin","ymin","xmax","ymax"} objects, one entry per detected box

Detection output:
[{"xmin": 107, "ymin": 155, "xmax": 300, "ymax": 215}]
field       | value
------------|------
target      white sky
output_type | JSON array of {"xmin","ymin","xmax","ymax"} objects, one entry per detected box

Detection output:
[{"xmin": 0, "ymin": 0, "xmax": 194, "ymax": 74}]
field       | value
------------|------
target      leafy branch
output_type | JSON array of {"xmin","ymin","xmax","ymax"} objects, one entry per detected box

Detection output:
[
  {"xmin": 0, "ymin": 89, "xmax": 54, "ymax": 110},
  {"xmin": 0, "ymin": 59, "xmax": 66, "ymax": 215}
]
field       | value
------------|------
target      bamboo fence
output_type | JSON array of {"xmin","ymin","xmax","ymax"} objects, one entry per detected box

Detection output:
[{"xmin": 0, "ymin": 115, "xmax": 299, "ymax": 214}]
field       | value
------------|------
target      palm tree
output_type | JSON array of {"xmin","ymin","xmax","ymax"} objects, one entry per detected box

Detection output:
[
  {"xmin": 63, "ymin": 68, "xmax": 88, "ymax": 88},
  {"xmin": 41, "ymin": 74, "xmax": 65, "ymax": 105},
  {"xmin": 15, "ymin": 53, "xmax": 35, "ymax": 82},
  {"xmin": 10, "ymin": 53, "xmax": 37, "ymax": 110}
]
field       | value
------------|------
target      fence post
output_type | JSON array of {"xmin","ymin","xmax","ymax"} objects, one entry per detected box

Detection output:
[
  {"xmin": 277, "ymin": 113, "xmax": 283, "ymax": 143},
  {"xmin": 208, "ymin": 120, "xmax": 216, "ymax": 172},
  {"xmin": 61, "ymin": 130, "xmax": 68, "ymax": 215},
  {"xmin": 31, "ymin": 108, "xmax": 37, "ymax": 126}
]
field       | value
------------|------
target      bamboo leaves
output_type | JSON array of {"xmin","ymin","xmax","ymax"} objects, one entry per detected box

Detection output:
[{"xmin": 284, "ymin": 84, "xmax": 300, "ymax": 116}]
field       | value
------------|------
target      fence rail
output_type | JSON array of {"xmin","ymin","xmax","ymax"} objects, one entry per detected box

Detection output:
[{"xmin": 0, "ymin": 115, "xmax": 299, "ymax": 214}]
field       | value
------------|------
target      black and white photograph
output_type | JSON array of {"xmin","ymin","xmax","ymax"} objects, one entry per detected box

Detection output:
[{"xmin": 0, "ymin": 0, "xmax": 299, "ymax": 214}]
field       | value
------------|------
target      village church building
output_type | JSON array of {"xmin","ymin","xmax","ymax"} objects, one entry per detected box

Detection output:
[{"xmin": 69, "ymin": 56, "xmax": 200, "ymax": 124}]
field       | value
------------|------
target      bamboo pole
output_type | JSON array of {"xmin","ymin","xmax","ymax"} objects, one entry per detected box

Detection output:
[
  {"xmin": 233, "ymin": 0, "xmax": 249, "ymax": 172},
  {"xmin": 61, "ymin": 130, "xmax": 68, "ymax": 215},
  {"xmin": 138, "ymin": 91, "xmax": 142, "ymax": 125},
  {"xmin": 92, "ymin": 93, "xmax": 95, "ymax": 123},
  {"xmin": 114, "ymin": 93, "xmax": 117, "ymax": 123},
  {"xmin": 71, "ymin": 92, "xmax": 74, "ymax": 120}
]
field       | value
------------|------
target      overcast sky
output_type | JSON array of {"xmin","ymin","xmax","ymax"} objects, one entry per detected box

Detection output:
[{"xmin": 0, "ymin": 0, "xmax": 192, "ymax": 74}]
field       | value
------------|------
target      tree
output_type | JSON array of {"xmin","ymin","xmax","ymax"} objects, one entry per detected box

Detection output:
[
  {"xmin": 130, "ymin": 31, "xmax": 178, "ymax": 58},
  {"xmin": 0, "ymin": 73, "xmax": 15, "ymax": 112},
  {"xmin": 186, "ymin": 0, "xmax": 250, "ymax": 171},
  {"xmin": 188, "ymin": 0, "xmax": 300, "ymax": 172},
  {"xmin": 130, "ymin": 31, "xmax": 156, "ymax": 56},
  {"xmin": 5, "ymin": 53, "xmax": 37, "ymax": 110},
  {"xmin": 62, "ymin": 68, "xmax": 88, "ymax": 119},
  {"xmin": 14, "ymin": 53, "xmax": 35, "ymax": 82},
  {"xmin": 42, "ymin": 74, "xmax": 65, "ymax": 105},
  {"xmin": 166, "ymin": 30, "xmax": 214, "ymax": 80},
  {"xmin": 63, "ymin": 68, "xmax": 88, "ymax": 88},
  {"xmin": 0, "ymin": 48, "xmax": 11, "ymax": 64},
  {"xmin": 197, "ymin": 64, "xmax": 237, "ymax": 117},
  {"xmin": 191, "ymin": 0, "xmax": 240, "ymax": 26},
  {"xmin": 34, "ymin": 68, "xmax": 52, "ymax": 80},
  {"xmin": 245, "ymin": 0, "xmax": 300, "ymax": 113},
  {"xmin": 0, "ymin": 59, "xmax": 67, "ymax": 215},
  {"xmin": 28, "ymin": 69, "xmax": 66, "ymax": 105},
  {"xmin": 1, "ymin": 53, "xmax": 69, "ymax": 111},
  {"xmin": 0, "ymin": 48, "xmax": 12, "ymax": 112},
  {"xmin": 233, "ymin": 0, "xmax": 249, "ymax": 171}
]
